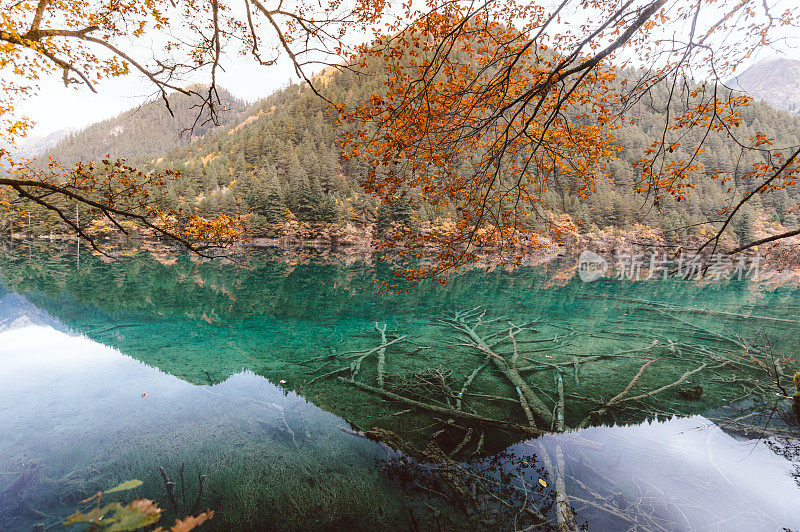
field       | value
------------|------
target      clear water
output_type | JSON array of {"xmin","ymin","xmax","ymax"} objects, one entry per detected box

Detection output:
[{"xmin": 1, "ymin": 243, "xmax": 799, "ymax": 531}]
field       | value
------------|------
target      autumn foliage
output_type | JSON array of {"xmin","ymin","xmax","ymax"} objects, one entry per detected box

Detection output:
[
  {"xmin": 63, "ymin": 479, "xmax": 213, "ymax": 532},
  {"xmin": 1, "ymin": 0, "xmax": 800, "ymax": 275},
  {"xmin": 340, "ymin": 11, "xmax": 623, "ymax": 280},
  {"xmin": 335, "ymin": 0, "xmax": 800, "ymax": 280}
]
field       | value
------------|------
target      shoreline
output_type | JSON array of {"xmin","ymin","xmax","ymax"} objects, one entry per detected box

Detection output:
[{"xmin": 3, "ymin": 231, "xmax": 800, "ymax": 289}]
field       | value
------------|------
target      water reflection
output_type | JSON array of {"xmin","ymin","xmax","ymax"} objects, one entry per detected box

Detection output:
[
  {"xmin": 0, "ymin": 322, "xmax": 396, "ymax": 531},
  {"xmin": 3, "ymin": 319, "xmax": 799, "ymax": 530},
  {"xmin": 532, "ymin": 417, "xmax": 800, "ymax": 529},
  {"xmin": 1, "ymin": 248, "xmax": 800, "ymax": 530}
]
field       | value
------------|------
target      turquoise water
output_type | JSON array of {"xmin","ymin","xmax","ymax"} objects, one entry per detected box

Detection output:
[{"xmin": 1, "ymin": 243, "xmax": 800, "ymax": 530}]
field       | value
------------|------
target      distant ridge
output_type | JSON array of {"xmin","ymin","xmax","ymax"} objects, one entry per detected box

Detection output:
[
  {"xmin": 44, "ymin": 87, "xmax": 250, "ymax": 163},
  {"xmin": 0, "ymin": 292, "xmax": 68, "ymax": 333},
  {"xmin": 13, "ymin": 127, "xmax": 76, "ymax": 158},
  {"xmin": 729, "ymin": 58, "xmax": 800, "ymax": 115}
]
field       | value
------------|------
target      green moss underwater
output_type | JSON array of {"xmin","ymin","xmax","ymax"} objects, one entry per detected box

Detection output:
[{"xmin": 1, "ymin": 244, "xmax": 800, "ymax": 530}]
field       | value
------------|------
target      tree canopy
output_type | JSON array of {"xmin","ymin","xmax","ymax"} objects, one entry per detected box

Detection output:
[{"xmin": 1, "ymin": 0, "xmax": 799, "ymax": 278}]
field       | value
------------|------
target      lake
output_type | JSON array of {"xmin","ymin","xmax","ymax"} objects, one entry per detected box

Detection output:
[{"xmin": 1, "ymin": 243, "xmax": 799, "ymax": 531}]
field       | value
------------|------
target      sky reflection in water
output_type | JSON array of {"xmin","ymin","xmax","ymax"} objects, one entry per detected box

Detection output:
[{"xmin": 2, "ymin": 314, "xmax": 799, "ymax": 530}]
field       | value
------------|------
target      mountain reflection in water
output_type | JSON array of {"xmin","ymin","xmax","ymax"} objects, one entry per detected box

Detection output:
[{"xmin": 1, "ymin": 248, "xmax": 800, "ymax": 530}]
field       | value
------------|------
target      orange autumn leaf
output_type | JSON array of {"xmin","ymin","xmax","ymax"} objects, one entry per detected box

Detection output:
[{"xmin": 153, "ymin": 510, "xmax": 214, "ymax": 532}]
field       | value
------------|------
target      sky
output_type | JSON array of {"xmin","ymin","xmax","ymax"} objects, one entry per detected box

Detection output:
[
  {"xmin": 17, "ymin": 49, "xmax": 300, "ymax": 141},
  {"xmin": 13, "ymin": 0, "xmax": 800, "ymax": 142}
]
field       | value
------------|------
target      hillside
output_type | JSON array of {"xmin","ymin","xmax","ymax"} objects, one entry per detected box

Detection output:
[
  {"xmin": 730, "ymin": 58, "xmax": 800, "ymax": 115},
  {"xmin": 23, "ymin": 62, "xmax": 800, "ymax": 251},
  {"xmin": 44, "ymin": 86, "xmax": 249, "ymax": 163},
  {"xmin": 11, "ymin": 127, "xmax": 75, "ymax": 158},
  {"xmin": 143, "ymin": 66, "xmax": 800, "ymax": 246}
]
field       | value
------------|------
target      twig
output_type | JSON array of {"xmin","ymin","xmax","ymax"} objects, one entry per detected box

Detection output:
[
  {"xmin": 516, "ymin": 386, "xmax": 536, "ymax": 428},
  {"xmin": 376, "ymin": 322, "xmax": 388, "ymax": 388},
  {"xmin": 448, "ymin": 315, "xmax": 553, "ymax": 427},
  {"xmin": 509, "ymin": 327, "xmax": 519, "ymax": 367},
  {"xmin": 555, "ymin": 370, "xmax": 565, "ymax": 433},
  {"xmin": 192, "ymin": 470, "xmax": 206, "ymax": 515},
  {"xmin": 158, "ymin": 466, "xmax": 178, "ymax": 513},
  {"xmin": 456, "ymin": 355, "xmax": 492, "ymax": 410},
  {"xmin": 449, "ymin": 427, "xmax": 473, "ymax": 458},
  {"xmin": 473, "ymin": 431, "xmax": 485, "ymax": 455},
  {"xmin": 536, "ymin": 442, "xmax": 578, "ymax": 532},
  {"xmin": 336, "ymin": 377, "xmax": 542, "ymax": 436},
  {"xmin": 624, "ymin": 362, "xmax": 715, "ymax": 403},
  {"xmin": 579, "ymin": 358, "xmax": 658, "ymax": 429},
  {"xmin": 303, "ymin": 334, "xmax": 407, "ymax": 386},
  {"xmin": 351, "ymin": 334, "xmax": 407, "ymax": 380}
]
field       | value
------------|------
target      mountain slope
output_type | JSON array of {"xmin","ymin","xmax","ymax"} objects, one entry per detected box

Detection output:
[
  {"xmin": 144, "ymin": 63, "xmax": 800, "ymax": 241},
  {"xmin": 730, "ymin": 58, "xmax": 800, "ymax": 115},
  {"xmin": 45, "ymin": 86, "xmax": 249, "ymax": 163},
  {"xmin": 0, "ymin": 292, "xmax": 67, "ymax": 333},
  {"xmin": 15, "ymin": 128, "xmax": 76, "ymax": 158},
  {"xmin": 28, "ymin": 59, "xmax": 800, "ymax": 248}
]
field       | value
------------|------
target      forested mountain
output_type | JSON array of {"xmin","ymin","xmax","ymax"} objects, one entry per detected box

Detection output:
[
  {"xmin": 44, "ymin": 86, "xmax": 248, "ymax": 163},
  {"xmin": 730, "ymin": 58, "xmax": 800, "ymax": 115},
  {"xmin": 144, "ymin": 69, "xmax": 800, "ymax": 245},
  {"xmin": 7, "ymin": 127, "xmax": 75, "ymax": 158},
  {"xmin": 31, "ymin": 62, "xmax": 800, "ymax": 248}
]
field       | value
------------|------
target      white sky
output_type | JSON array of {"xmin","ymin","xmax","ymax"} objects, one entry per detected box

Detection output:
[
  {"xmin": 18, "ymin": 51, "xmax": 300, "ymax": 140},
  {"xmin": 14, "ymin": 0, "xmax": 800, "ymax": 141}
]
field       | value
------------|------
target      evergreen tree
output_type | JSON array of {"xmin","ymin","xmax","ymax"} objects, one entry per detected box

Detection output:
[
  {"xmin": 732, "ymin": 207, "xmax": 756, "ymax": 244},
  {"xmin": 376, "ymin": 197, "xmax": 413, "ymax": 235}
]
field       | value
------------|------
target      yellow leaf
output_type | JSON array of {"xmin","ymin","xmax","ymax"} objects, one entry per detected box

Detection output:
[
  {"xmin": 538, "ymin": 478, "xmax": 547, "ymax": 488},
  {"xmin": 105, "ymin": 479, "xmax": 143, "ymax": 494}
]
